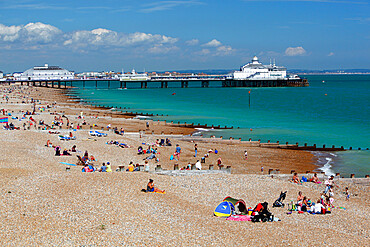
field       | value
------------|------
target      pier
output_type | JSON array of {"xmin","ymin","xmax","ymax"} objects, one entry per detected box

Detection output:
[{"xmin": 7, "ymin": 77, "xmax": 309, "ymax": 89}]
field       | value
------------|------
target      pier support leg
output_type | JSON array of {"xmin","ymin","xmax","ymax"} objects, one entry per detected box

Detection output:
[
  {"xmin": 58, "ymin": 81, "xmax": 61, "ymax": 88},
  {"xmin": 83, "ymin": 81, "xmax": 85, "ymax": 89},
  {"xmin": 64, "ymin": 81, "xmax": 67, "ymax": 88},
  {"xmin": 96, "ymin": 81, "xmax": 98, "ymax": 88},
  {"xmin": 120, "ymin": 81, "xmax": 123, "ymax": 89},
  {"xmin": 108, "ymin": 81, "xmax": 110, "ymax": 88}
]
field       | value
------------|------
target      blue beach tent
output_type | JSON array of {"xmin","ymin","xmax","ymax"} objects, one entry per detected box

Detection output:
[{"xmin": 214, "ymin": 201, "xmax": 234, "ymax": 217}]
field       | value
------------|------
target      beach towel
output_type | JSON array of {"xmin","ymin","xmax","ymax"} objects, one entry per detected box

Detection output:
[
  {"xmin": 0, "ymin": 117, "xmax": 8, "ymax": 123},
  {"xmin": 59, "ymin": 162, "xmax": 77, "ymax": 166},
  {"xmin": 226, "ymin": 215, "xmax": 251, "ymax": 221}
]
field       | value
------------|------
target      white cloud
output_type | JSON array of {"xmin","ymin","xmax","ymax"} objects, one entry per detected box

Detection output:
[
  {"xmin": 216, "ymin": 45, "xmax": 233, "ymax": 55},
  {"xmin": 203, "ymin": 39, "xmax": 222, "ymax": 47},
  {"xmin": 0, "ymin": 22, "xmax": 61, "ymax": 45},
  {"xmin": 63, "ymin": 28, "xmax": 178, "ymax": 49},
  {"xmin": 328, "ymin": 52, "xmax": 335, "ymax": 56},
  {"xmin": 185, "ymin": 39, "xmax": 199, "ymax": 46},
  {"xmin": 148, "ymin": 44, "xmax": 179, "ymax": 54},
  {"xmin": 141, "ymin": 1, "xmax": 203, "ymax": 13},
  {"xmin": 285, "ymin": 46, "xmax": 306, "ymax": 56},
  {"xmin": 0, "ymin": 24, "xmax": 21, "ymax": 42}
]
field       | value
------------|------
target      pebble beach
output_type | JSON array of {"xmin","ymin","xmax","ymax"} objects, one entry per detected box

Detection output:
[{"xmin": 0, "ymin": 84, "xmax": 369, "ymax": 246}]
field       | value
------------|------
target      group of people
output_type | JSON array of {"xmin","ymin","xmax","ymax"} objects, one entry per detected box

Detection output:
[
  {"xmin": 82, "ymin": 162, "xmax": 112, "ymax": 172},
  {"xmin": 293, "ymin": 174, "xmax": 348, "ymax": 214},
  {"xmin": 292, "ymin": 172, "xmax": 321, "ymax": 184}
]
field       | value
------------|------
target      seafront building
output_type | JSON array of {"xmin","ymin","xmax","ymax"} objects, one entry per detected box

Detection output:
[
  {"xmin": 231, "ymin": 56, "xmax": 290, "ymax": 80},
  {"xmin": 15, "ymin": 64, "xmax": 74, "ymax": 81}
]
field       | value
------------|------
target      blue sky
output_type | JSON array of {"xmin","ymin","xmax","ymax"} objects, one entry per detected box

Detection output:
[{"xmin": 0, "ymin": 0, "xmax": 369, "ymax": 72}]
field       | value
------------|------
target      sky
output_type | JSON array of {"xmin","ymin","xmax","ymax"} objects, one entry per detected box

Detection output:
[{"xmin": 0, "ymin": 0, "xmax": 369, "ymax": 73}]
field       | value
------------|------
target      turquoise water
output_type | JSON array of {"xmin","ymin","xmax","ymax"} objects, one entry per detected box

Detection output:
[{"xmin": 69, "ymin": 75, "xmax": 370, "ymax": 176}]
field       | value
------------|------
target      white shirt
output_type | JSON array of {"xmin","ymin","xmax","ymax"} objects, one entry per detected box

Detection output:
[
  {"xmin": 314, "ymin": 203, "xmax": 324, "ymax": 213},
  {"xmin": 195, "ymin": 161, "xmax": 202, "ymax": 170}
]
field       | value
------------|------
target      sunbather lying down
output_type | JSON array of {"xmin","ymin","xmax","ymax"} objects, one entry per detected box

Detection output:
[{"xmin": 143, "ymin": 179, "xmax": 165, "ymax": 193}]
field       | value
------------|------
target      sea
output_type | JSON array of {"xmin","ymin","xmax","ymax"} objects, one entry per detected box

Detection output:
[{"xmin": 68, "ymin": 75, "xmax": 370, "ymax": 177}]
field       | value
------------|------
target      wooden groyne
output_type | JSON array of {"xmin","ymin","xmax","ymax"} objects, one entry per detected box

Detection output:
[{"xmin": 180, "ymin": 137, "xmax": 369, "ymax": 152}]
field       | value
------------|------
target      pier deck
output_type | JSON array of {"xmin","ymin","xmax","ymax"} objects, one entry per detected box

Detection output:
[{"xmin": 5, "ymin": 77, "xmax": 309, "ymax": 89}]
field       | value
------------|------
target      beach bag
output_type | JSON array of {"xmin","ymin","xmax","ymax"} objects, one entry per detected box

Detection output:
[
  {"xmin": 170, "ymin": 155, "xmax": 174, "ymax": 160},
  {"xmin": 302, "ymin": 176, "xmax": 308, "ymax": 182}
]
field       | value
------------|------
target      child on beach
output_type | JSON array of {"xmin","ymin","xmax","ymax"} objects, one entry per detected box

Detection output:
[
  {"xmin": 174, "ymin": 144, "xmax": 181, "ymax": 160},
  {"xmin": 345, "ymin": 187, "xmax": 350, "ymax": 201}
]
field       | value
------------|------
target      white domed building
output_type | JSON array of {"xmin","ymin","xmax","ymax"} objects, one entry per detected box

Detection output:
[
  {"xmin": 232, "ymin": 56, "xmax": 287, "ymax": 80},
  {"xmin": 19, "ymin": 64, "xmax": 74, "ymax": 80}
]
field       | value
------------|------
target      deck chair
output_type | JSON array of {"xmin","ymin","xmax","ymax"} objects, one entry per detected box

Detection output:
[{"xmin": 76, "ymin": 155, "xmax": 85, "ymax": 166}]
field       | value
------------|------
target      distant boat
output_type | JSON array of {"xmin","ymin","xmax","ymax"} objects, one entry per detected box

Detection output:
[{"xmin": 322, "ymin": 81, "xmax": 325, "ymax": 83}]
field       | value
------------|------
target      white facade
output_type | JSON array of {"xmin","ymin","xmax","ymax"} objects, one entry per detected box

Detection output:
[
  {"xmin": 120, "ymin": 69, "xmax": 149, "ymax": 81},
  {"xmin": 19, "ymin": 64, "xmax": 74, "ymax": 80},
  {"xmin": 232, "ymin": 56, "xmax": 287, "ymax": 80}
]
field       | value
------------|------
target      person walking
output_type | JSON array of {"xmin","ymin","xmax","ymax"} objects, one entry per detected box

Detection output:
[{"xmin": 194, "ymin": 143, "xmax": 198, "ymax": 157}]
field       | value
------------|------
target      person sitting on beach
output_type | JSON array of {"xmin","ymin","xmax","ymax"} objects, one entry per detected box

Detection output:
[
  {"xmin": 106, "ymin": 162, "xmax": 112, "ymax": 172},
  {"xmin": 195, "ymin": 160, "xmax": 202, "ymax": 170},
  {"xmin": 166, "ymin": 138, "xmax": 172, "ymax": 146},
  {"xmin": 83, "ymin": 150, "xmax": 89, "ymax": 160},
  {"xmin": 292, "ymin": 173, "xmax": 301, "ymax": 184},
  {"xmin": 310, "ymin": 173, "xmax": 320, "ymax": 183},
  {"xmin": 127, "ymin": 162, "xmax": 135, "ymax": 172},
  {"xmin": 314, "ymin": 199, "xmax": 325, "ymax": 214},
  {"xmin": 138, "ymin": 146, "xmax": 144, "ymax": 155},
  {"xmin": 55, "ymin": 146, "xmax": 61, "ymax": 156},
  {"xmin": 187, "ymin": 162, "xmax": 191, "ymax": 170},
  {"xmin": 71, "ymin": 145, "xmax": 77, "ymax": 152},
  {"xmin": 301, "ymin": 196, "xmax": 309, "ymax": 212},
  {"xmin": 99, "ymin": 163, "xmax": 107, "ymax": 172},
  {"xmin": 147, "ymin": 179, "xmax": 165, "ymax": 193},
  {"xmin": 134, "ymin": 163, "xmax": 140, "ymax": 171},
  {"xmin": 90, "ymin": 155, "xmax": 96, "ymax": 162},
  {"xmin": 62, "ymin": 149, "xmax": 71, "ymax": 156},
  {"xmin": 217, "ymin": 157, "xmax": 222, "ymax": 169},
  {"xmin": 297, "ymin": 191, "xmax": 304, "ymax": 205},
  {"xmin": 46, "ymin": 140, "xmax": 53, "ymax": 147}
]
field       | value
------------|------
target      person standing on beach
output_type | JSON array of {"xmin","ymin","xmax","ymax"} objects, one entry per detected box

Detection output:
[
  {"xmin": 146, "ymin": 121, "xmax": 149, "ymax": 129},
  {"xmin": 174, "ymin": 144, "xmax": 181, "ymax": 160},
  {"xmin": 244, "ymin": 150, "xmax": 248, "ymax": 160},
  {"xmin": 194, "ymin": 144, "xmax": 198, "ymax": 157}
]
